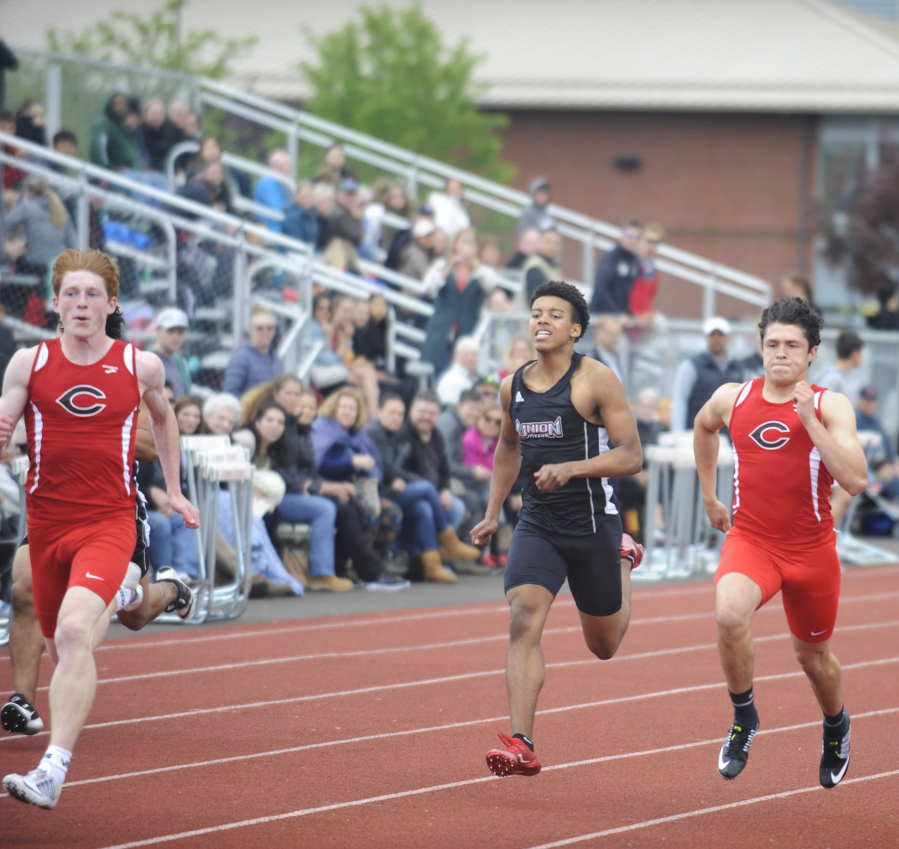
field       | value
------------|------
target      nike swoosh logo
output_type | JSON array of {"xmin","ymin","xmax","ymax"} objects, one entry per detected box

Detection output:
[
  {"xmin": 811, "ymin": 629, "xmax": 827, "ymax": 636},
  {"xmin": 85, "ymin": 572, "xmax": 105, "ymax": 581},
  {"xmin": 718, "ymin": 751, "xmax": 730, "ymax": 771},
  {"xmin": 830, "ymin": 757, "xmax": 849, "ymax": 784}
]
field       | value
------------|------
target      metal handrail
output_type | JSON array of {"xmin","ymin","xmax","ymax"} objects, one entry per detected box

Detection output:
[{"xmin": 14, "ymin": 47, "xmax": 772, "ymax": 314}]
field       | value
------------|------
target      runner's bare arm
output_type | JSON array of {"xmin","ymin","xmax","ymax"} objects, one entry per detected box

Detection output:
[
  {"xmin": 136, "ymin": 351, "xmax": 199, "ymax": 528},
  {"xmin": 471, "ymin": 375, "xmax": 521, "ymax": 545},
  {"xmin": 694, "ymin": 382, "xmax": 743, "ymax": 532},
  {"xmin": 0, "ymin": 347, "xmax": 38, "ymax": 453},
  {"xmin": 135, "ymin": 402, "xmax": 158, "ymax": 464},
  {"xmin": 798, "ymin": 385, "xmax": 867, "ymax": 495},
  {"xmin": 534, "ymin": 364, "xmax": 641, "ymax": 492}
]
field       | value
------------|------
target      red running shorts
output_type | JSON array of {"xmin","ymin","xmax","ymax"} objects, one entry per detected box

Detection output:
[
  {"xmin": 715, "ymin": 527, "xmax": 841, "ymax": 643},
  {"xmin": 29, "ymin": 513, "xmax": 137, "ymax": 638}
]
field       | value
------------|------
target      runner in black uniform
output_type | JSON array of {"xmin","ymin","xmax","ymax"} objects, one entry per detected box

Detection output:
[{"xmin": 471, "ymin": 280, "xmax": 644, "ymax": 777}]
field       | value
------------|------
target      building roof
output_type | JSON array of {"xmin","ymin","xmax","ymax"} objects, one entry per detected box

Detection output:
[{"xmin": 8, "ymin": 0, "xmax": 899, "ymax": 113}]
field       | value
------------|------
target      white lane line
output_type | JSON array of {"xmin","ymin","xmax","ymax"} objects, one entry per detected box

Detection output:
[
  {"xmin": 4, "ymin": 704, "xmax": 890, "ymax": 798},
  {"xmin": 7, "ymin": 652, "xmax": 898, "ymax": 744},
  {"xmin": 28, "ymin": 616, "xmax": 899, "ymax": 692},
  {"xmin": 524, "ymin": 769, "xmax": 899, "ymax": 848},
  {"xmin": 89, "ymin": 765, "xmax": 899, "ymax": 849}
]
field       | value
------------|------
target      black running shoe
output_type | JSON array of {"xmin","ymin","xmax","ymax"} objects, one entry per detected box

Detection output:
[
  {"xmin": 717, "ymin": 719, "xmax": 759, "ymax": 779},
  {"xmin": 155, "ymin": 567, "xmax": 196, "ymax": 621},
  {"xmin": 820, "ymin": 714, "xmax": 850, "ymax": 789},
  {"xmin": 1, "ymin": 694, "xmax": 43, "ymax": 735}
]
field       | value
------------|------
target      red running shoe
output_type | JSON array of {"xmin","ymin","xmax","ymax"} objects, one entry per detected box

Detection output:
[
  {"xmin": 622, "ymin": 533, "xmax": 645, "ymax": 570},
  {"xmin": 486, "ymin": 732, "xmax": 542, "ymax": 777}
]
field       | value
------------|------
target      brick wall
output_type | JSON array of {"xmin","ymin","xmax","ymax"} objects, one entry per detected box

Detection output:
[{"xmin": 497, "ymin": 110, "xmax": 818, "ymax": 319}]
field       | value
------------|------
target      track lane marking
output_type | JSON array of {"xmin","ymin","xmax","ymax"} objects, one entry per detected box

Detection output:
[
  {"xmin": 25, "ymin": 616, "xmax": 899, "ymax": 692},
  {"xmin": 5, "ymin": 652, "xmax": 898, "ymax": 744}
]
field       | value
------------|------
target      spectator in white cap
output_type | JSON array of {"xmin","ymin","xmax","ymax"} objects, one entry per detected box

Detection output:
[
  {"xmin": 671, "ymin": 316, "xmax": 743, "ymax": 432},
  {"xmin": 397, "ymin": 217, "xmax": 437, "ymax": 281},
  {"xmin": 152, "ymin": 307, "xmax": 191, "ymax": 399}
]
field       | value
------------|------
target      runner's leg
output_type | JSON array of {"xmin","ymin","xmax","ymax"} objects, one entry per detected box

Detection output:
[
  {"xmin": 9, "ymin": 547, "xmax": 44, "ymax": 703},
  {"xmin": 715, "ymin": 572, "xmax": 762, "ymax": 692},
  {"xmin": 578, "ymin": 559, "xmax": 633, "ymax": 658}
]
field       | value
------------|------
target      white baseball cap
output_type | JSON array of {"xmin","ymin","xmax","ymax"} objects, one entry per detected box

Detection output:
[
  {"xmin": 702, "ymin": 316, "xmax": 731, "ymax": 336},
  {"xmin": 157, "ymin": 308, "xmax": 189, "ymax": 330}
]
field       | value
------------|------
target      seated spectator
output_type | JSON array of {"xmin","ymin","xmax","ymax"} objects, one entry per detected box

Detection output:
[
  {"xmin": 867, "ymin": 284, "xmax": 899, "ymax": 331},
  {"xmin": 461, "ymin": 402, "xmax": 505, "ymax": 559},
  {"xmin": 588, "ymin": 314, "xmax": 624, "ymax": 384},
  {"xmin": 312, "ymin": 181, "xmax": 336, "ymax": 252},
  {"xmin": 151, "ymin": 308, "xmax": 192, "ymax": 398},
  {"xmin": 253, "ymin": 149, "xmax": 294, "ymax": 232},
  {"xmin": 331, "ymin": 294, "xmax": 380, "ymax": 416},
  {"xmin": 183, "ymin": 135, "xmax": 222, "ymax": 182},
  {"xmin": 307, "ymin": 291, "xmax": 350, "ymax": 393},
  {"xmin": 589, "ymin": 219, "xmax": 643, "ymax": 319},
  {"xmin": 629, "ymin": 223, "xmax": 664, "ymax": 328},
  {"xmin": 310, "ymin": 386, "xmax": 408, "ymax": 589},
  {"xmin": 135, "ymin": 97, "xmax": 186, "ymax": 173},
  {"xmin": 506, "ymin": 227, "xmax": 541, "ymax": 271},
  {"xmin": 168, "ymin": 100, "xmax": 190, "ymax": 132},
  {"xmin": 479, "ymin": 236, "xmax": 501, "ymax": 268},
  {"xmin": 282, "ymin": 180, "xmax": 318, "ymax": 246},
  {"xmin": 856, "ymin": 386, "xmax": 896, "ymax": 467},
  {"xmin": 420, "ymin": 228, "xmax": 498, "ymax": 371},
  {"xmin": 497, "ymin": 335, "xmax": 535, "ymax": 381},
  {"xmin": 384, "ymin": 205, "xmax": 436, "ymax": 271},
  {"xmin": 377, "ymin": 179, "xmax": 416, "ymax": 248},
  {"xmin": 473, "ymin": 375, "xmax": 500, "ymax": 407},
  {"xmin": 397, "ymin": 218, "xmax": 436, "ymax": 281},
  {"xmin": 314, "ymin": 143, "xmax": 352, "ymax": 186},
  {"xmin": 437, "ymin": 387, "xmax": 483, "ymax": 494},
  {"xmin": 1, "ymin": 109, "xmax": 26, "ymax": 195},
  {"xmin": 781, "ymin": 272, "xmax": 818, "ymax": 313},
  {"xmin": 520, "ymin": 227, "xmax": 562, "ymax": 308},
  {"xmin": 182, "ymin": 110, "xmax": 202, "ymax": 140},
  {"xmin": 51, "ymin": 129, "xmax": 78, "ymax": 159},
  {"xmin": 15, "ymin": 99, "xmax": 47, "ymax": 147},
  {"xmin": 367, "ymin": 393, "xmax": 477, "ymax": 582},
  {"xmin": 436, "ymin": 336, "xmax": 480, "ymax": 406},
  {"xmin": 615, "ymin": 388, "xmax": 663, "ymax": 543},
  {"xmin": 325, "ymin": 178, "xmax": 364, "ymax": 272},
  {"xmin": 397, "ymin": 391, "xmax": 469, "ymax": 539},
  {"xmin": 428, "ymin": 178, "xmax": 470, "ymax": 239},
  {"xmin": 518, "ymin": 177, "xmax": 555, "ymax": 234},
  {"xmin": 202, "ymin": 392, "xmax": 242, "ymax": 436},
  {"xmin": 222, "ymin": 305, "xmax": 283, "ymax": 397},
  {"xmin": 176, "ymin": 158, "xmax": 234, "ymax": 215}
]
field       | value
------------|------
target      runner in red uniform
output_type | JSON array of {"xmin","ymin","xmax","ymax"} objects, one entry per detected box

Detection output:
[
  {"xmin": 0, "ymin": 249, "xmax": 199, "ymax": 810},
  {"xmin": 694, "ymin": 297, "xmax": 867, "ymax": 789}
]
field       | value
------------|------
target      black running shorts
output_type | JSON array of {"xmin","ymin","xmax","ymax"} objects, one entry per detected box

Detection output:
[{"xmin": 504, "ymin": 515, "xmax": 624, "ymax": 617}]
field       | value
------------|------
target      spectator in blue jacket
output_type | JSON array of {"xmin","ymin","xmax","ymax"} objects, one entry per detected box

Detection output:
[
  {"xmin": 589, "ymin": 218, "xmax": 643, "ymax": 318},
  {"xmin": 253, "ymin": 148, "xmax": 293, "ymax": 233},
  {"xmin": 282, "ymin": 180, "xmax": 318, "ymax": 246},
  {"xmin": 222, "ymin": 305, "xmax": 283, "ymax": 397}
]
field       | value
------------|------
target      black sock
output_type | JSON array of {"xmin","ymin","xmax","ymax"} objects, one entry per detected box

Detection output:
[
  {"xmin": 728, "ymin": 687, "xmax": 758, "ymax": 727},
  {"xmin": 823, "ymin": 706, "xmax": 848, "ymax": 738},
  {"xmin": 512, "ymin": 733, "xmax": 534, "ymax": 751}
]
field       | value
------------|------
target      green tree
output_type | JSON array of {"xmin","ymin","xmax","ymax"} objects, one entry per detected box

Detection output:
[
  {"xmin": 300, "ymin": 4, "xmax": 513, "ymax": 182},
  {"xmin": 47, "ymin": 0, "xmax": 256, "ymax": 79}
]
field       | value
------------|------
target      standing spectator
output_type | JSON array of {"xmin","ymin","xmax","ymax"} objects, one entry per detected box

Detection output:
[
  {"xmin": 670, "ymin": 316, "xmax": 743, "ymax": 432},
  {"xmin": 135, "ymin": 97, "xmax": 186, "ymax": 173},
  {"xmin": 314, "ymin": 143, "xmax": 352, "ymax": 186},
  {"xmin": 816, "ymin": 330, "xmax": 864, "ymax": 402},
  {"xmin": 518, "ymin": 177, "xmax": 555, "ymax": 234},
  {"xmin": 867, "ymin": 284, "xmax": 899, "ymax": 331},
  {"xmin": 151, "ymin": 307, "xmax": 192, "ymax": 398},
  {"xmin": 253, "ymin": 149, "xmax": 293, "ymax": 233},
  {"xmin": 615, "ymin": 388, "xmax": 663, "ymax": 542},
  {"xmin": 629, "ymin": 223, "xmax": 665, "ymax": 328},
  {"xmin": 222, "ymin": 305, "xmax": 283, "ymax": 397},
  {"xmin": 506, "ymin": 227, "xmax": 541, "ymax": 271},
  {"xmin": 89, "ymin": 92, "xmax": 142, "ymax": 172},
  {"xmin": 397, "ymin": 218, "xmax": 437, "ymax": 281},
  {"xmin": 325, "ymin": 178, "xmax": 364, "ymax": 271},
  {"xmin": 0, "ymin": 32, "xmax": 18, "ymax": 112},
  {"xmin": 312, "ymin": 182, "xmax": 336, "ymax": 252},
  {"xmin": 436, "ymin": 336, "xmax": 480, "ymax": 406},
  {"xmin": 589, "ymin": 219, "xmax": 643, "ymax": 317},
  {"xmin": 428, "ymin": 178, "xmax": 470, "ymax": 239},
  {"xmin": 168, "ymin": 100, "xmax": 190, "ymax": 132},
  {"xmin": 781, "ymin": 272, "xmax": 817, "ymax": 312},
  {"xmin": 420, "ymin": 228, "xmax": 498, "ymax": 371},
  {"xmin": 15, "ymin": 100, "xmax": 47, "ymax": 147},
  {"xmin": 520, "ymin": 227, "xmax": 563, "ymax": 307},
  {"xmin": 377, "ymin": 179, "xmax": 416, "ymax": 248},
  {"xmin": 587, "ymin": 314, "xmax": 625, "ymax": 384},
  {"xmin": 282, "ymin": 180, "xmax": 318, "ymax": 246}
]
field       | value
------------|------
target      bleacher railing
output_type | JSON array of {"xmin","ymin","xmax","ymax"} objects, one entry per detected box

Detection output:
[{"xmin": 11, "ymin": 47, "xmax": 772, "ymax": 314}]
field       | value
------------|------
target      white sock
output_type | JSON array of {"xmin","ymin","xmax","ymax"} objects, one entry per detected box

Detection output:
[
  {"xmin": 40, "ymin": 745, "xmax": 72, "ymax": 787},
  {"xmin": 115, "ymin": 584, "xmax": 144, "ymax": 612}
]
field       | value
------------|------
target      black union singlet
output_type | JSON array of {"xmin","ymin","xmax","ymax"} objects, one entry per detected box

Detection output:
[{"xmin": 511, "ymin": 352, "xmax": 618, "ymax": 536}]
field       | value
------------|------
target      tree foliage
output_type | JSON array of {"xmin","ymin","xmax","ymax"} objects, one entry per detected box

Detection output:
[
  {"xmin": 47, "ymin": 0, "xmax": 256, "ymax": 79},
  {"xmin": 300, "ymin": 4, "xmax": 513, "ymax": 182}
]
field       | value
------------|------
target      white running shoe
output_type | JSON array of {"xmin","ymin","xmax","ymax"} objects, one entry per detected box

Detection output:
[
  {"xmin": 1, "ymin": 694, "xmax": 43, "ymax": 735},
  {"xmin": 155, "ymin": 567, "xmax": 196, "ymax": 620},
  {"xmin": 4, "ymin": 766, "xmax": 61, "ymax": 809}
]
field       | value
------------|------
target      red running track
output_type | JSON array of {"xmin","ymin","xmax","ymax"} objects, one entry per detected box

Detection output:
[{"xmin": 1, "ymin": 565, "xmax": 898, "ymax": 848}]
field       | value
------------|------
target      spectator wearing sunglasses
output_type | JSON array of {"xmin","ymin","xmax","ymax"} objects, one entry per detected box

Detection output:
[{"xmin": 222, "ymin": 305, "xmax": 283, "ymax": 397}]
